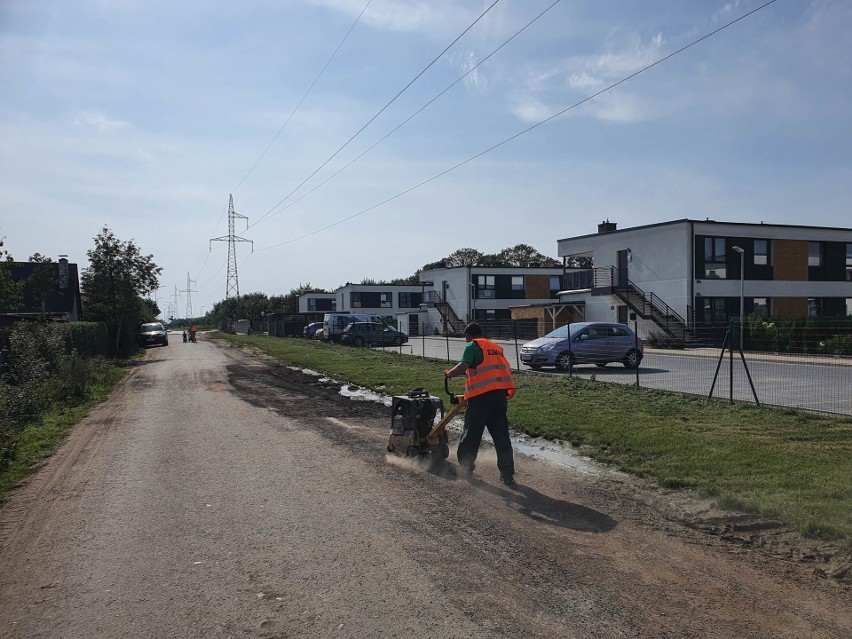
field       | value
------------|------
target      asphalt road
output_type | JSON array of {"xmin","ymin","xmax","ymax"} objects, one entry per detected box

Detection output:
[
  {"xmin": 383, "ymin": 337, "xmax": 852, "ymax": 415},
  {"xmin": 0, "ymin": 336, "xmax": 849, "ymax": 638}
]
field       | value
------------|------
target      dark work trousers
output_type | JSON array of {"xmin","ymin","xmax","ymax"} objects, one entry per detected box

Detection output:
[{"xmin": 457, "ymin": 389, "xmax": 514, "ymax": 478}]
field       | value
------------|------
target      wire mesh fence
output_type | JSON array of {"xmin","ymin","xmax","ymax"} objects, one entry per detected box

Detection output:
[{"xmin": 370, "ymin": 318, "xmax": 852, "ymax": 416}]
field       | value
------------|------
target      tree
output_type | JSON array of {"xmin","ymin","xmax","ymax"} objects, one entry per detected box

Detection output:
[
  {"xmin": 27, "ymin": 253, "xmax": 57, "ymax": 318},
  {"xmin": 444, "ymin": 248, "xmax": 484, "ymax": 267},
  {"xmin": 81, "ymin": 227, "xmax": 162, "ymax": 356},
  {"xmin": 496, "ymin": 244, "xmax": 560, "ymax": 268},
  {"xmin": 0, "ymin": 256, "xmax": 23, "ymax": 311}
]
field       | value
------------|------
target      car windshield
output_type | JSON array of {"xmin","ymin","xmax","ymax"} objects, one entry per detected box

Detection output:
[
  {"xmin": 543, "ymin": 325, "xmax": 580, "ymax": 339},
  {"xmin": 141, "ymin": 323, "xmax": 163, "ymax": 332}
]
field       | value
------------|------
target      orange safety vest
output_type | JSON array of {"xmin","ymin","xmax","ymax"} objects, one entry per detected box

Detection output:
[{"xmin": 464, "ymin": 338, "xmax": 516, "ymax": 400}]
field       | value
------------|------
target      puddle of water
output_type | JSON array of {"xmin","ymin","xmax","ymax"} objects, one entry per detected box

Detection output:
[
  {"xmin": 510, "ymin": 435, "xmax": 614, "ymax": 476},
  {"xmin": 339, "ymin": 384, "xmax": 393, "ymax": 407}
]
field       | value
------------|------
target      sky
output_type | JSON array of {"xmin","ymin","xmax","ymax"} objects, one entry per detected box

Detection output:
[{"xmin": 2, "ymin": 0, "xmax": 851, "ymax": 319}]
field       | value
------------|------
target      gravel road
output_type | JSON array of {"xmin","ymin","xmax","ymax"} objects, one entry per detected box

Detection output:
[{"xmin": 0, "ymin": 336, "xmax": 849, "ymax": 638}]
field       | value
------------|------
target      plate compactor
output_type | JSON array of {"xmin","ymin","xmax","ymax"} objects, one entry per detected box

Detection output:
[{"xmin": 387, "ymin": 378, "xmax": 467, "ymax": 460}]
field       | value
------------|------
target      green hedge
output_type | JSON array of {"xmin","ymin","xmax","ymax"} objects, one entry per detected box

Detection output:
[{"xmin": 66, "ymin": 321, "xmax": 109, "ymax": 357}]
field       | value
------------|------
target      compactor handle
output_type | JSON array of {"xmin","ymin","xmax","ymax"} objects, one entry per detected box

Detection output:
[{"xmin": 444, "ymin": 375, "xmax": 461, "ymax": 405}]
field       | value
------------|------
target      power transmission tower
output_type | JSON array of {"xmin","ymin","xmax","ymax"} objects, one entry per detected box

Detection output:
[
  {"xmin": 210, "ymin": 194, "xmax": 253, "ymax": 299},
  {"xmin": 182, "ymin": 273, "xmax": 197, "ymax": 319}
]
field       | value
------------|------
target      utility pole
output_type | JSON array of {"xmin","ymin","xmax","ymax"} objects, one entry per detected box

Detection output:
[
  {"xmin": 210, "ymin": 194, "xmax": 253, "ymax": 299},
  {"xmin": 182, "ymin": 273, "xmax": 197, "ymax": 319},
  {"xmin": 174, "ymin": 285, "xmax": 180, "ymax": 320}
]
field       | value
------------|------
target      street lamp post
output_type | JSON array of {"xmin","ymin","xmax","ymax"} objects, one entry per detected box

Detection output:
[{"xmin": 732, "ymin": 245, "xmax": 745, "ymax": 352}]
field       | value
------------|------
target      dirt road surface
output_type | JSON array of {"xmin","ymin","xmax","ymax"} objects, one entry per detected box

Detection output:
[{"xmin": 1, "ymin": 337, "xmax": 849, "ymax": 638}]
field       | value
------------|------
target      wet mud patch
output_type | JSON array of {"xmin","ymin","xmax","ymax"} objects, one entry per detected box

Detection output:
[{"xmin": 226, "ymin": 363, "xmax": 386, "ymax": 420}]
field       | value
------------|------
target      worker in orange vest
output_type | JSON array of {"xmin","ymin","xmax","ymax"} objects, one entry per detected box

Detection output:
[{"xmin": 444, "ymin": 322, "xmax": 517, "ymax": 486}]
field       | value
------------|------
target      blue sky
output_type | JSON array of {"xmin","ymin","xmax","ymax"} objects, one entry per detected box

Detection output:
[{"xmin": 2, "ymin": 0, "xmax": 850, "ymax": 318}]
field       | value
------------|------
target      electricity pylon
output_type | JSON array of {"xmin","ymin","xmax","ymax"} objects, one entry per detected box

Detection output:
[
  {"xmin": 210, "ymin": 194, "xmax": 253, "ymax": 299},
  {"xmin": 182, "ymin": 273, "xmax": 197, "ymax": 319}
]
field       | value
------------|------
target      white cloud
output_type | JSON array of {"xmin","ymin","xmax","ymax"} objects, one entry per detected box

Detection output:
[
  {"xmin": 305, "ymin": 0, "xmax": 478, "ymax": 35},
  {"xmin": 74, "ymin": 111, "xmax": 131, "ymax": 132}
]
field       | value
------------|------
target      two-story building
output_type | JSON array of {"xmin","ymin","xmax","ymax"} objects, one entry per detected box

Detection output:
[
  {"xmin": 297, "ymin": 292, "xmax": 337, "ymax": 315},
  {"xmin": 556, "ymin": 219, "xmax": 852, "ymax": 339},
  {"xmin": 407, "ymin": 265, "xmax": 571, "ymax": 336}
]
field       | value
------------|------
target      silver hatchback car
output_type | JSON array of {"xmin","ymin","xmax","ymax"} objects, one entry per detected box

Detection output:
[{"xmin": 520, "ymin": 322, "xmax": 643, "ymax": 371}]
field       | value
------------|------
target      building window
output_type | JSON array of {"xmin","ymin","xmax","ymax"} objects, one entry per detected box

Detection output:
[
  {"xmin": 703, "ymin": 297, "xmax": 728, "ymax": 323},
  {"xmin": 847, "ymin": 298, "xmax": 852, "ymax": 317},
  {"xmin": 398, "ymin": 292, "xmax": 422, "ymax": 308},
  {"xmin": 308, "ymin": 298, "xmax": 334, "ymax": 312},
  {"xmin": 351, "ymin": 293, "xmax": 362, "ymax": 308},
  {"xmin": 807, "ymin": 298, "xmax": 822, "ymax": 317},
  {"xmin": 549, "ymin": 275, "xmax": 562, "ymax": 294},
  {"xmin": 380, "ymin": 292, "xmax": 392, "ymax": 308},
  {"xmin": 704, "ymin": 237, "xmax": 727, "ymax": 279},
  {"xmin": 476, "ymin": 275, "xmax": 495, "ymax": 299},
  {"xmin": 511, "ymin": 276, "xmax": 524, "ymax": 292},
  {"xmin": 754, "ymin": 239, "xmax": 769, "ymax": 266},
  {"xmin": 846, "ymin": 244, "xmax": 852, "ymax": 281},
  {"xmin": 752, "ymin": 297, "xmax": 769, "ymax": 318},
  {"xmin": 808, "ymin": 242, "xmax": 823, "ymax": 267}
]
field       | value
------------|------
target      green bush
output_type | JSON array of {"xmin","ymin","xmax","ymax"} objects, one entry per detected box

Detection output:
[{"xmin": 820, "ymin": 334, "xmax": 852, "ymax": 356}]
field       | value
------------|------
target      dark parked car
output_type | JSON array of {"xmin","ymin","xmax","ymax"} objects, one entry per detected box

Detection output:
[
  {"xmin": 520, "ymin": 322, "xmax": 642, "ymax": 371},
  {"xmin": 303, "ymin": 322, "xmax": 323, "ymax": 339},
  {"xmin": 340, "ymin": 322, "xmax": 408, "ymax": 347},
  {"xmin": 138, "ymin": 322, "xmax": 169, "ymax": 347}
]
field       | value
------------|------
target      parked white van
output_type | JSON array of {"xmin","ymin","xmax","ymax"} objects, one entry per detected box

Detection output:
[{"xmin": 323, "ymin": 313, "xmax": 387, "ymax": 342}]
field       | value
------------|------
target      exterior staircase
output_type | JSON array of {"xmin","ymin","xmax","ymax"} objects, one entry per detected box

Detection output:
[
  {"xmin": 593, "ymin": 267, "xmax": 694, "ymax": 342},
  {"xmin": 427, "ymin": 291, "xmax": 466, "ymax": 336}
]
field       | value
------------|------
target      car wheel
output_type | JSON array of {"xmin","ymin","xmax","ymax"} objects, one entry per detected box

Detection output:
[
  {"xmin": 555, "ymin": 352, "xmax": 574, "ymax": 372},
  {"xmin": 163, "ymin": 340, "xmax": 169, "ymax": 347},
  {"xmin": 623, "ymin": 350, "xmax": 642, "ymax": 369},
  {"xmin": 353, "ymin": 337, "xmax": 364, "ymax": 347}
]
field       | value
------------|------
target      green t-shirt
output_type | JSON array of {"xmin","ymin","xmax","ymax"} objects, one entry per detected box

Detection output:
[{"xmin": 461, "ymin": 340, "xmax": 484, "ymax": 369}]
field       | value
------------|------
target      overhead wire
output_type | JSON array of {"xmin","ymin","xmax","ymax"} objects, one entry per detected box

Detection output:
[
  {"xmin": 248, "ymin": 0, "xmax": 504, "ymax": 230},
  {"xmin": 257, "ymin": 0, "xmax": 779, "ymax": 251},
  {"xmin": 231, "ymin": 0, "xmax": 374, "ymax": 195},
  {"xmin": 188, "ymin": 1, "xmax": 372, "ymax": 291},
  {"xmin": 259, "ymin": 0, "xmax": 562, "ymax": 223}
]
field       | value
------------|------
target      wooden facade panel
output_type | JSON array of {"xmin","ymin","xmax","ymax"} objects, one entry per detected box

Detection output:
[
  {"xmin": 772, "ymin": 297, "xmax": 808, "ymax": 318},
  {"xmin": 773, "ymin": 240, "xmax": 808, "ymax": 281},
  {"xmin": 524, "ymin": 275, "xmax": 551, "ymax": 299}
]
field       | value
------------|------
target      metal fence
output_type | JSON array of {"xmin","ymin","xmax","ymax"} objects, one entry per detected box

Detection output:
[{"xmin": 369, "ymin": 319, "xmax": 852, "ymax": 417}]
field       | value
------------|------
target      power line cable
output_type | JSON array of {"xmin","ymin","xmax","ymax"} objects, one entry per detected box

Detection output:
[
  {"xmin": 189, "ymin": 2, "xmax": 372, "ymax": 287},
  {"xmin": 249, "ymin": 0, "xmax": 503, "ymax": 230},
  {"xmin": 264, "ymin": 0, "xmax": 562, "ymax": 223},
  {"xmin": 257, "ymin": 0, "xmax": 778, "ymax": 250},
  {"xmin": 231, "ymin": 0, "xmax": 374, "ymax": 195}
]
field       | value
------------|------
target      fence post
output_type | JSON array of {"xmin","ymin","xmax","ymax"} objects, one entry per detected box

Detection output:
[
  {"xmin": 512, "ymin": 320, "xmax": 520, "ymax": 370},
  {"xmin": 729, "ymin": 321, "xmax": 734, "ymax": 404},
  {"xmin": 634, "ymin": 318, "xmax": 640, "ymax": 387},
  {"xmin": 445, "ymin": 330, "xmax": 450, "ymax": 362}
]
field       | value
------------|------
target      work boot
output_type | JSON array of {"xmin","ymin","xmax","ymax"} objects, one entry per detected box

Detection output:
[{"xmin": 500, "ymin": 474, "xmax": 516, "ymax": 487}]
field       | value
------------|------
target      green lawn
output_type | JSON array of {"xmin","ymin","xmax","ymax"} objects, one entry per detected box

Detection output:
[{"xmin": 214, "ymin": 333, "xmax": 852, "ymax": 543}]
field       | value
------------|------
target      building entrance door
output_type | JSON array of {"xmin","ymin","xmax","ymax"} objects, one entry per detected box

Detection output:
[{"xmin": 617, "ymin": 249, "xmax": 629, "ymax": 287}]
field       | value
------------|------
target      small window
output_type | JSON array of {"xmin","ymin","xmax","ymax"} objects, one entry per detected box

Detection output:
[
  {"xmin": 476, "ymin": 275, "xmax": 495, "ymax": 299},
  {"xmin": 807, "ymin": 298, "xmax": 822, "ymax": 317},
  {"xmin": 847, "ymin": 298, "xmax": 852, "ymax": 317},
  {"xmin": 846, "ymin": 244, "xmax": 852, "ymax": 281},
  {"xmin": 703, "ymin": 297, "xmax": 728, "ymax": 323},
  {"xmin": 511, "ymin": 276, "xmax": 524, "ymax": 292},
  {"xmin": 550, "ymin": 275, "xmax": 561, "ymax": 292},
  {"xmin": 380, "ymin": 292, "xmax": 392, "ymax": 309},
  {"xmin": 485, "ymin": 309, "xmax": 496, "ymax": 320},
  {"xmin": 808, "ymin": 242, "xmax": 822, "ymax": 267},
  {"xmin": 754, "ymin": 239, "xmax": 769, "ymax": 266},
  {"xmin": 752, "ymin": 297, "xmax": 769, "ymax": 318}
]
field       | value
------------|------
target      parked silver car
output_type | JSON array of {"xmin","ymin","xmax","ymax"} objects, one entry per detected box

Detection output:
[{"xmin": 520, "ymin": 322, "xmax": 643, "ymax": 371}]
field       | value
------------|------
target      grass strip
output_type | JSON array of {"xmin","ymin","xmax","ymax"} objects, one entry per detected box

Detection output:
[
  {"xmin": 0, "ymin": 362, "xmax": 127, "ymax": 505},
  {"xmin": 213, "ymin": 333, "xmax": 852, "ymax": 542}
]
